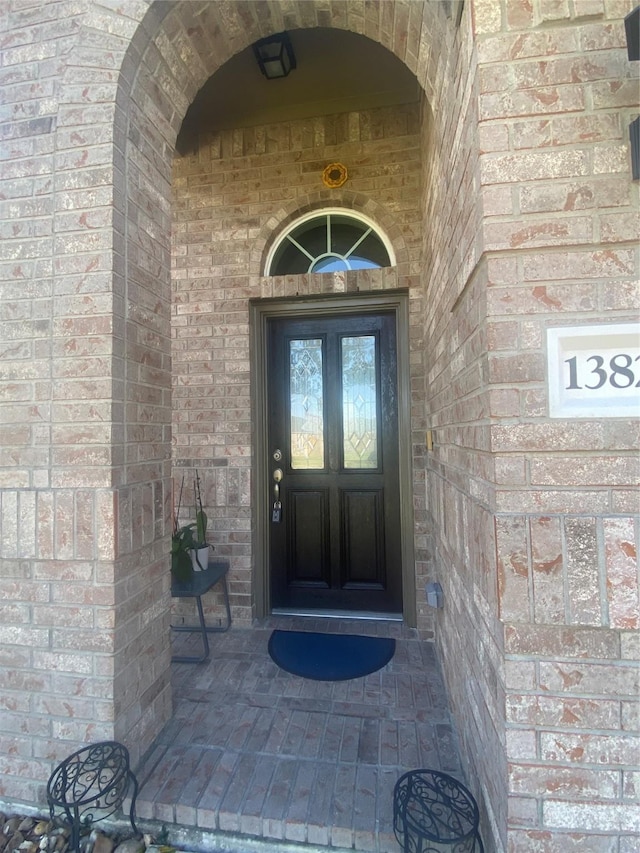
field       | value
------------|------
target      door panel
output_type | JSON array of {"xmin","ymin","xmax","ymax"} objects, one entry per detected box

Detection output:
[
  {"xmin": 268, "ymin": 312, "xmax": 402, "ymax": 614},
  {"xmin": 341, "ymin": 489, "xmax": 384, "ymax": 586},
  {"xmin": 289, "ymin": 490, "xmax": 328, "ymax": 584}
]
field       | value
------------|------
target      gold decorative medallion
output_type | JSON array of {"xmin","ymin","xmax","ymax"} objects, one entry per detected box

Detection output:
[{"xmin": 322, "ymin": 162, "xmax": 348, "ymax": 188}]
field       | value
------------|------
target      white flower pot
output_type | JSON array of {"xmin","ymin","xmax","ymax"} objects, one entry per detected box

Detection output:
[{"xmin": 190, "ymin": 545, "xmax": 210, "ymax": 572}]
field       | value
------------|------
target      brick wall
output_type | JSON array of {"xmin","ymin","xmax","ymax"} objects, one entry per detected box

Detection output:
[
  {"xmin": 0, "ymin": 2, "xmax": 638, "ymax": 851},
  {"xmin": 419, "ymin": 1, "xmax": 640, "ymax": 850},
  {"xmin": 170, "ymin": 104, "xmax": 422, "ymax": 627},
  {"xmin": 477, "ymin": 1, "xmax": 639, "ymax": 850},
  {"xmin": 0, "ymin": 0, "xmax": 172, "ymax": 799},
  {"xmin": 418, "ymin": 8, "xmax": 508, "ymax": 843}
]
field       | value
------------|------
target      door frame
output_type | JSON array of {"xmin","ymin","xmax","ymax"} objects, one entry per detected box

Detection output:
[{"xmin": 249, "ymin": 289, "xmax": 416, "ymax": 626}]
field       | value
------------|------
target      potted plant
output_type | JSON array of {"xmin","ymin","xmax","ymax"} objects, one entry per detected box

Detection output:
[
  {"xmin": 189, "ymin": 471, "xmax": 210, "ymax": 572},
  {"xmin": 171, "ymin": 520, "xmax": 196, "ymax": 582},
  {"xmin": 171, "ymin": 472, "xmax": 212, "ymax": 581}
]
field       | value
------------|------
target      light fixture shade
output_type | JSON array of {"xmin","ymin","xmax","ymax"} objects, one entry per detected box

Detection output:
[{"xmin": 253, "ymin": 32, "xmax": 296, "ymax": 79}]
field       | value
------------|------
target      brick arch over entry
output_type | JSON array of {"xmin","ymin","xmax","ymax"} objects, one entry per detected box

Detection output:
[
  {"xmin": 109, "ymin": 0, "xmax": 453, "ymax": 478},
  {"xmin": 84, "ymin": 0, "xmax": 455, "ymax": 770},
  {"xmin": 126, "ymin": 0, "xmax": 450, "ymax": 146},
  {"xmin": 0, "ymin": 0, "xmax": 480, "ymax": 831},
  {"xmin": 105, "ymin": 0, "xmax": 460, "ymax": 789},
  {"xmin": 115, "ymin": 0, "xmax": 454, "ymax": 161}
]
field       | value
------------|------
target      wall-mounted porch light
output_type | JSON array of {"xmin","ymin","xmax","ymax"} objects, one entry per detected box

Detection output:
[{"xmin": 253, "ymin": 32, "xmax": 296, "ymax": 79}]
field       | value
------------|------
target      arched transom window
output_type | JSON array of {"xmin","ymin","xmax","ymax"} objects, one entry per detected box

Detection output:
[{"xmin": 266, "ymin": 210, "xmax": 394, "ymax": 275}]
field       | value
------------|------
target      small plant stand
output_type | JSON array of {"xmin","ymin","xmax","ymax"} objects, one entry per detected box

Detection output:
[
  {"xmin": 46, "ymin": 741, "xmax": 139, "ymax": 853},
  {"xmin": 393, "ymin": 769, "xmax": 484, "ymax": 852},
  {"xmin": 170, "ymin": 559, "xmax": 231, "ymax": 663}
]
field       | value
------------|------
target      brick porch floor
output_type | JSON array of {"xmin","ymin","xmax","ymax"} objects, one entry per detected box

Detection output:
[{"xmin": 134, "ymin": 616, "xmax": 463, "ymax": 853}]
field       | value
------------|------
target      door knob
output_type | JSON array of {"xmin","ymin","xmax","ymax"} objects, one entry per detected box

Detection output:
[
  {"xmin": 273, "ymin": 468, "xmax": 283, "ymax": 503},
  {"xmin": 272, "ymin": 468, "xmax": 283, "ymax": 521}
]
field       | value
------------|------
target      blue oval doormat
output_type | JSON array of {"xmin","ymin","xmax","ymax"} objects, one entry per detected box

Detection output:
[{"xmin": 268, "ymin": 630, "xmax": 396, "ymax": 681}]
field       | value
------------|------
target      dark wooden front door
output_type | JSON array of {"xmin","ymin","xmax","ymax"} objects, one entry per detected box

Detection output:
[{"xmin": 267, "ymin": 312, "xmax": 402, "ymax": 614}]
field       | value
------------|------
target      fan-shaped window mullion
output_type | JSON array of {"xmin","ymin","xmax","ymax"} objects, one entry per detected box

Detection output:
[
  {"xmin": 287, "ymin": 234, "xmax": 315, "ymax": 262},
  {"xmin": 344, "ymin": 226, "xmax": 373, "ymax": 260}
]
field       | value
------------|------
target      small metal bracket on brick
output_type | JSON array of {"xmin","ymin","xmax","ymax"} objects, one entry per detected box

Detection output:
[{"xmin": 426, "ymin": 581, "xmax": 443, "ymax": 608}]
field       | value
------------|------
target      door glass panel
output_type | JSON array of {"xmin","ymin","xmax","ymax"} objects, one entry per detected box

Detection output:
[
  {"xmin": 342, "ymin": 335, "xmax": 378, "ymax": 469},
  {"xmin": 290, "ymin": 338, "xmax": 324, "ymax": 469}
]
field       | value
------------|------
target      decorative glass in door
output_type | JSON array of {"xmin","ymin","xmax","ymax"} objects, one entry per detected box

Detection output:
[
  {"xmin": 290, "ymin": 339, "xmax": 324, "ymax": 469},
  {"xmin": 341, "ymin": 336, "xmax": 378, "ymax": 469}
]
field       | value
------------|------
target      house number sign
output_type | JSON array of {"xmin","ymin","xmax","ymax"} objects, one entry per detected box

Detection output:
[{"xmin": 547, "ymin": 323, "xmax": 640, "ymax": 418}]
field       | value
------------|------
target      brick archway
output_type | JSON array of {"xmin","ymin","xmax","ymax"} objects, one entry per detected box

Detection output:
[
  {"xmin": 0, "ymin": 0, "xmax": 464, "ymax": 810},
  {"xmin": 42, "ymin": 0, "xmax": 455, "ymax": 774},
  {"xmin": 0, "ymin": 0, "xmax": 482, "ymax": 829}
]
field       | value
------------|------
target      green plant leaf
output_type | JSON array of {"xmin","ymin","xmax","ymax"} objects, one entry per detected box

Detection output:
[
  {"xmin": 171, "ymin": 547, "xmax": 192, "ymax": 582},
  {"xmin": 195, "ymin": 509, "xmax": 207, "ymax": 545}
]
